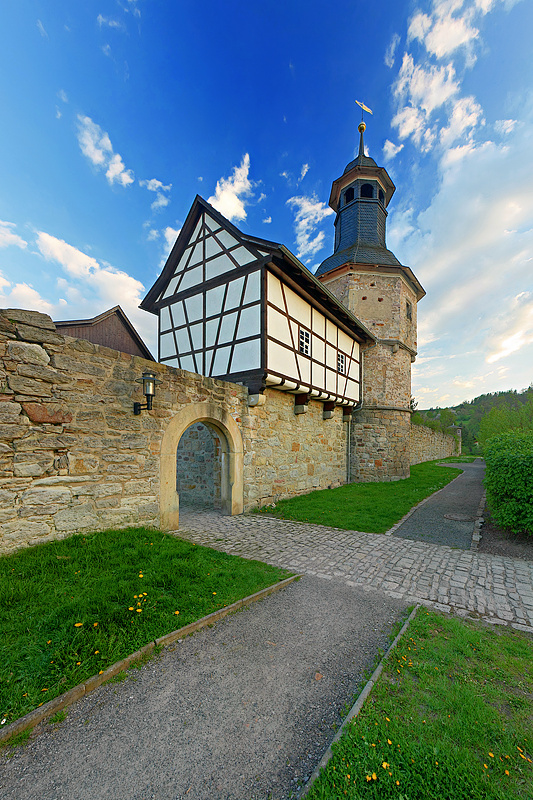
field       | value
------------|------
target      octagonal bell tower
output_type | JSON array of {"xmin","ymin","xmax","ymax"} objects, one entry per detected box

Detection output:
[{"xmin": 317, "ymin": 119, "xmax": 425, "ymax": 481}]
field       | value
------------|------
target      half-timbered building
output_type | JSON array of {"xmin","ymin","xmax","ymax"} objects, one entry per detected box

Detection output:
[{"xmin": 140, "ymin": 196, "xmax": 375, "ymax": 411}]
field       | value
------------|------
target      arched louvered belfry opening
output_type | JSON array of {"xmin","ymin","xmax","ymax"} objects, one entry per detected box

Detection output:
[
  {"xmin": 159, "ymin": 403, "xmax": 243, "ymax": 530},
  {"xmin": 360, "ymin": 183, "xmax": 374, "ymax": 198}
]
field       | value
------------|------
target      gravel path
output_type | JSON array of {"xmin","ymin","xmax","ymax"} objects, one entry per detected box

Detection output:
[{"xmin": 0, "ymin": 577, "xmax": 406, "ymax": 800}]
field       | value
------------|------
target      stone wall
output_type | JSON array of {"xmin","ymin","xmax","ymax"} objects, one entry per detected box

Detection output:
[
  {"xmin": 0, "ymin": 308, "xmax": 247, "ymax": 555},
  {"xmin": 410, "ymin": 423, "xmax": 460, "ymax": 465},
  {"xmin": 243, "ymin": 389, "xmax": 348, "ymax": 508},
  {"xmin": 0, "ymin": 308, "xmax": 351, "ymax": 554},
  {"xmin": 177, "ymin": 422, "xmax": 221, "ymax": 507},
  {"xmin": 351, "ymin": 406, "xmax": 411, "ymax": 481}
]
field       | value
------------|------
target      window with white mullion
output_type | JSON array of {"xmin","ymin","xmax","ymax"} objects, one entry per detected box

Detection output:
[{"xmin": 298, "ymin": 327, "xmax": 311, "ymax": 357}]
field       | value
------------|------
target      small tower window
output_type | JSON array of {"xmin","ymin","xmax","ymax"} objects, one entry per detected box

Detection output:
[
  {"xmin": 378, "ymin": 189, "xmax": 385, "ymax": 204},
  {"xmin": 337, "ymin": 352, "xmax": 346, "ymax": 375},
  {"xmin": 406, "ymin": 300, "xmax": 412, "ymax": 321},
  {"xmin": 361, "ymin": 183, "xmax": 374, "ymax": 198},
  {"xmin": 344, "ymin": 187, "xmax": 355, "ymax": 204}
]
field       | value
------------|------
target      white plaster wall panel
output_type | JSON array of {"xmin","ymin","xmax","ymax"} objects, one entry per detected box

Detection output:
[
  {"xmin": 214, "ymin": 228, "xmax": 240, "ymax": 249},
  {"xmin": 347, "ymin": 354, "xmax": 360, "ymax": 381},
  {"xmin": 225, "ymin": 276, "xmax": 245, "ymax": 308},
  {"xmin": 325, "ymin": 319, "xmax": 337, "ymax": 346},
  {"xmin": 326, "ymin": 367, "xmax": 336, "ymax": 393},
  {"xmin": 267, "ymin": 271, "xmax": 284, "ymax": 307},
  {"xmin": 205, "ymin": 252, "xmax": 236, "ymax": 281},
  {"xmin": 162, "ymin": 275, "xmax": 180, "ymax": 299},
  {"xmin": 346, "ymin": 378, "xmax": 360, "ymax": 401},
  {"xmin": 289, "ymin": 320, "xmax": 299, "ymax": 348},
  {"xmin": 286, "ymin": 286, "xmax": 311, "ymax": 328},
  {"xmin": 232, "ymin": 247, "xmax": 256, "ymax": 266},
  {"xmin": 219, "ymin": 312, "xmax": 238, "ymax": 345},
  {"xmin": 325, "ymin": 343, "xmax": 336, "ymax": 369},
  {"xmin": 244, "ymin": 271, "xmax": 261, "ymax": 304},
  {"xmin": 298, "ymin": 355, "xmax": 311, "ymax": 384},
  {"xmin": 311, "ymin": 307, "xmax": 325, "ymax": 338},
  {"xmin": 237, "ymin": 305, "xmax": 260, "ymax": 339},
  {"xmin": 232, "ymin": 339, "xmax": 261, "ymax": 373},
  {"xmin": 160, "ymin": 306, "xmax": 172, "ymax": 331},
  {"xmin": 205, "ymin": 235, "xmax": 223, "ymax": 258},
  {"xmin": 312, "ymin": 335, "xmax": 325, "ymax": 362},
  {"xmin": 184, "ymin": 294, "xmax": 203, "ymax": 322},
  {"xmin": 337, "ymin": 329, "xmax": 353, "ymax": 356},
  {"xmin": 312, "ymin": 361, "xmax": 325, "ymax": 388},
  {"xmin": 211, "ymin": 345, "xmax": 232, "ymax": 376},
  {"xmin": 267, "ymin": 305, "xmax": 290, "ymax": 342},
  {"xmin": 206, "ymin": 284, "xmax": 226, "ymax": 317},
  {"xmin": 160, "ymin": 332, "xmax": 175, "ymax": 359},
  {"xmin": 175, "ymin": 328, "xmax": 190, "ymax": 353},
  {"xmin": 171, "ymin": 302, "xmax": 186, "ymax": 328},
  {"xmin": 267, "ymin": 339, "xmax": 297, "ymax": 378},
  {"xmin": 205, "ymin": 319, "xmax": 218, "ymax": 348}
]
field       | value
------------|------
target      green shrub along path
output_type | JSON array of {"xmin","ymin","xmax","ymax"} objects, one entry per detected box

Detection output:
[
  {"xmin": 259, "ymin": 460, "xmax": 463, "ymax": 533},
  {"xmin": 306, "ymin": 608, "xmax": 533, "ymax": 800},
  {"xmin": 484, "ymin": 432, "xmax": 533, "ymax": 535},
  {"xmin": 0, "ymin": 528, "xmax": 290, "ymax": 729}
]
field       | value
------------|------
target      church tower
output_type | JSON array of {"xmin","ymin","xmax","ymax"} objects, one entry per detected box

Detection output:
[{"xmin": 317, "ymin": 119, "xmax": 425, "ymax": 480}]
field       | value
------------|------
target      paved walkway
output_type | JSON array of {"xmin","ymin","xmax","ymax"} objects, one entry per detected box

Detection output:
[
  {"xmin": 179, "ymin": 474, "xmax": 533, "ymax": 630},
  {"xmin": 392, "ymin": 461, "xmax": 485, "ymax": 549}
]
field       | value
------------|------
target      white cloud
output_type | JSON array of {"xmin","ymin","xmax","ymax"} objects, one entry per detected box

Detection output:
[
  {"xmin": 439, "ymin": 96, "xmax": 484, "ymax": 146},
  {"xmin": 97, "ymin": 15, "xmax": 125, "ymax": 30},
  {"xmin": 208, "ymin": 154, "xmax": 253, "ymax": 222},
  {"xmin": 164, "ymin": 226, "xmax": 181, "ymax": 251},
  {"xmin": 57, "ymin": 89, "xmax": 68, "ymax": 104},
  {"xmin": 263, "ymin": 216, "xmax": 272, "ymax": 224},
  {"xmin": 76, "ymin": 115, "xmax": 134, "ymax": 187},
  {"xmin": 0, "ymin": 276, "xmax": 56, "ymax": 315},
  {"xmin": 101, "ymin": 44, "xmax": 112, "ymax": 58},
  {"xmin": 394, "ymin": 54, "xmax": 459, "ymax": 116},
  {"xmin": 286, "ymin": 195, "xmax": 334, "ymax": 262},
  {"xmin": 300, "ymin": 163, "xmax": 309, "ymax": 182},
  {"xmin": 385, "ymin": 33, "xmax": 401, "ymax": 68},
  {"xmin": 32, "ymin": 230, "xmax": 155, "ymax": 347},
  {"xmin": 106, "ymin": 153, "xmax": 134, "ymax": 187},
  {"xmin": 140, "ymin": 178, "xmax": 172, "ymax": 211},
  {"xmin": 486, "ymin": 293, "xmax": 533, "ymax": 363},
  {"xmin": 0, "ymin": 221, "xmax": 28, "ymax": 250},
  {"xmin": 495, "ymin": 119, "xmax": 517, "ymax": 136},
  {"xmin": 383, "ymin": 139, "xmax": 404, "ymax": 160},
  {"xmin": 146, "ymin": 229, "xmax": 159, "ymax": 241},
  {"xmin": 408, "ymin": 10, "xmax": 479, "ymax": 59},
  {"xmin": 37, "ymin": 20, "xmax": 48, "ymax": 38}
]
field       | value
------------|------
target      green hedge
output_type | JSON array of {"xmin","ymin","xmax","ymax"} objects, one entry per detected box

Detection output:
[{"xmin": 484, "ymin": 431, "xmax": 533, "ymax": 535}]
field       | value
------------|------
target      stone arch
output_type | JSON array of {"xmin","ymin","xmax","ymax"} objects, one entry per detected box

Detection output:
[{"xmin": 160, "ymin": 403, "xmax": 244, "ymax": 530}]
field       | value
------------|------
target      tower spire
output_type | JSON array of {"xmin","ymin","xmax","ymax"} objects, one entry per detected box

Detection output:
[{"xmin": 355, "ymin": 100, "xmax": 372, "ymax": 158}]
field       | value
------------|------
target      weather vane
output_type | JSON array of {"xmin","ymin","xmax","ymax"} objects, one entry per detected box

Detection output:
[{"xmin": 355, "ymin": 100, "xmax": 373, "ymax": 133}]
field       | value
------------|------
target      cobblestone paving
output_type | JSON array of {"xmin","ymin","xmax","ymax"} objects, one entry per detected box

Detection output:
[{"xmin": 178, "ymin": 510, "xmax": 533, "ymax": 631}]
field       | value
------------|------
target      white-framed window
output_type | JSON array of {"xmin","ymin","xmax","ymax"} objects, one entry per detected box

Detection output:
[
  {"xmin": 337, "ymin": 351, "xmax": 346, "ymax": 375},
  {"xmin": 299, "ymin": 327, "xmax": 310, "ymax": 356}
]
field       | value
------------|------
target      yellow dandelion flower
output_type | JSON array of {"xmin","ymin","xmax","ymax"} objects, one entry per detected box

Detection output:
[
  {"xmin": 94, "ymin": 650, "xmax": 99, "ymax": 654},
  {"xmin": 505, "ymin": 770, "xmax": 509, "ymax": 776},
  {"xmin": 74, "ymin": 622, "xmax": 83, "ymax": 627},
  {"xmin": 143, "ymin": 593, "xmax": 147, "ymax": 596},
  {"xmin": 213, "ymin": 592, "xmax": 217, "ymax": 595},
  {"xmin": 99, "ymin": 670, "xmax": 103, "ymax": 674},
  {"xmin": 366, "ymin": 776, "xmax": 371, "ymax": 782},
  {"xmin": 372, "ymin": 773, "xmax": 377, "ymax": 781},
  {"xmin": 139, "ymin": 573, "xmax": 143, "ymax": 577},
  {"xmin": 385, "ymin": 717, "xmax": 390, "ymax": 722},
  {"xmin": 396, "ymin": 780, "xmax": 400, "ymax": 786},
  {"xmin": 519, "ymin": 753, "xmax": 526, "ymax": 761},
  {"xmin": 387, "ymin": 739, "xmax": 392, "ymax": 745},
  {"xmin": 136, "ymin": 609, "xmax": 142, "ymax": 613},
  {"xmin": 93, "ymin": 622, "xmax": 98, "ymax": 627},
  {"xmin": 134, "ymin": 595, "xmax": 138, "ymax": 599},
  {"xmin": 382, "ymin": 762, "xmax": 389, "ymax": 769},
  {"xmin": 484, "ymin": 764, "xmax": 488, "ymax": 769},
  {"xmin": 489, "ymin": 752, "xmax": 494, "ymax": 758},
  {"xmin": 129, "ymin": 607, "xmax": 134, "ymax": 611},
  {"xmin": 174, "ymin": 611, "xmax": 180, "ymax": 615},
  {"xmin": 517, "ymin": 747, "xmax": 523, "ymax": 753},
  {"xmin": 41, "ymin": 688, "xmax": 48, "ymax": 692},
  {"xmin": 47, "ymin": 640, "xmax": 51, "ymax": 644}
]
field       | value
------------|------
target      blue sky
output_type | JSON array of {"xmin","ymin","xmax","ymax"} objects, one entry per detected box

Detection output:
[{"xmin": 1, "ymin": 0, "xmax": 531, "ymax": 408}]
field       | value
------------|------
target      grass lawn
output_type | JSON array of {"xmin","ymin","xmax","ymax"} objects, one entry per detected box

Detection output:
[
  {"xmin": 258, "ymin": 461, "xmax": 463, "ymax": 533},
  {"xmin": 306, "ymin": 608, "xmax": 533, "ymax": 800},
  {"xmin": 0, "ymin": 528, "xmax": 290, "ymax": 728}
]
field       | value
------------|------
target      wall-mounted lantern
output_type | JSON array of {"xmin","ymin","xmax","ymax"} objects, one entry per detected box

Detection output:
[{"xmin": 133, "ymin": 371, "xmax": 161, "ymax": 415}]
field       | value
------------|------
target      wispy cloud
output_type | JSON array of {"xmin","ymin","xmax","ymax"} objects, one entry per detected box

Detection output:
[
  {"xmin": 385, "ymin": 33, "xmax": 401, "ymax": 68},
  {"xmin": 208, "ymin": 154, "xmax": 254, "ymax": 222},
  {"xmin": 0, "ymin": 221, "xmax": 28, "ymax": 250},
  {"xmin": 76, "ymin": 115, "xmax": 134, "ymax": 187},
  {"xmin": 36, "ymin": 20, "xmax": 48, "ymax": 39},
  {"xmin": 140, "ymin": 178, "xmax": 172, "ymax": 211},
  {"xmin": 383, "ymin": 139, "xmax": 404, "ymax": 161},
  {"xmin": 286, "ymin": 195, "xmax": 334, "ymax": 262},
  {"xmin": 97, "ymin": 15, "xmax": 126, "ymax": 30}
]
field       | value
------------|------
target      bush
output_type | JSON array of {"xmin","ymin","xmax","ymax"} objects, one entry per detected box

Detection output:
[{"xmin": 484, "ymin": 431, "xmax": 533, "ymax": 535}]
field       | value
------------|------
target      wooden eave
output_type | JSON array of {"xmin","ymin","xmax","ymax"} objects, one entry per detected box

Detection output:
[
  {"xmin": 140, "ymin": 195, "xmax": 281, "ymax": 313},
  {"xmin": 329, "ymin": 164, "xmax": 396, "ymax": 211},
  {"xmin": 318, "ymin": 260, "xmax": 426, "ymax": 302},
  {"xmin": 54, "ymin": 305, "xmax": 155, "ymax": 360}
]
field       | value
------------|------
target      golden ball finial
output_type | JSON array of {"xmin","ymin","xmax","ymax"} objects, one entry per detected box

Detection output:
[{"xmin": 358, "ymin": 121, "xmax": 366, "ymax": 133}]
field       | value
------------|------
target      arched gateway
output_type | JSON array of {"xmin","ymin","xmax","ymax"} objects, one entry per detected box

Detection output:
[{"xmin": 159, "ymin": 403, "xmax": 244, "ymax": 530}]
